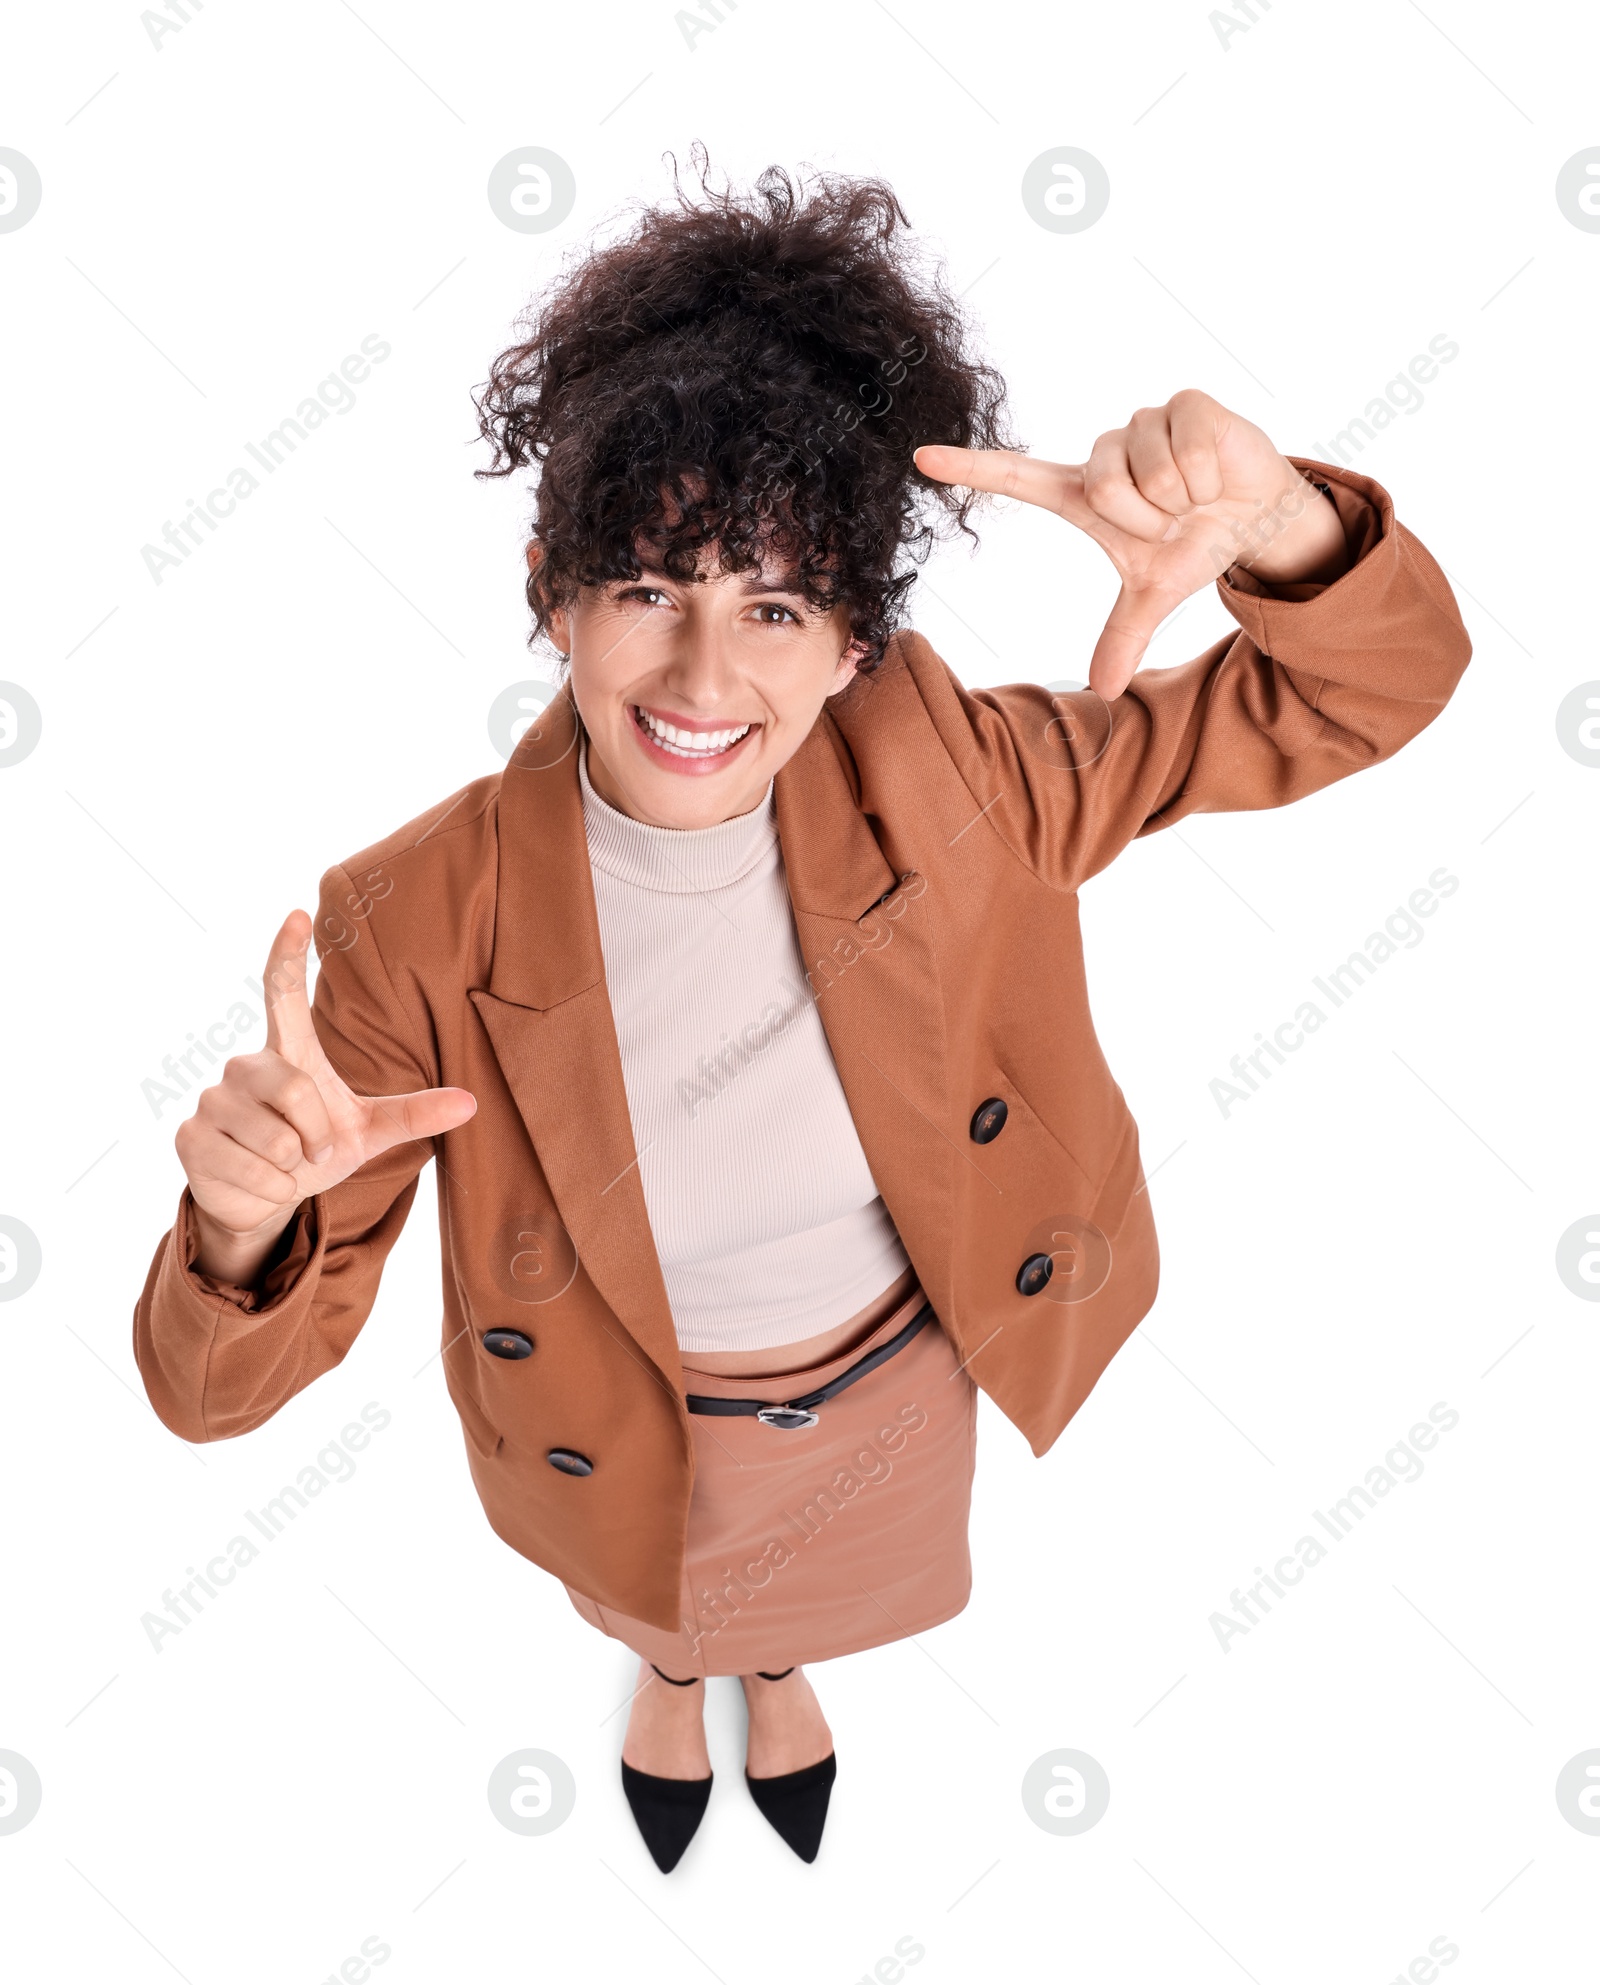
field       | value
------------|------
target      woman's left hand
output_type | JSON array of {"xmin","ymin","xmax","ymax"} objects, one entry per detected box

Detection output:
[{"xmin": 916, "ymin": 390, "xmax": 1350, "ymax": 700}]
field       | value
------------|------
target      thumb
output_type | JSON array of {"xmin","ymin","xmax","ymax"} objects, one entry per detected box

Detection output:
[
  {"xmin": 1086, "ymin": 581, "xmax": 1183, "ymax": 700},
  {"xmin": 360, "ymin": 1085, "xmax": 478, "ymax": 1159}
]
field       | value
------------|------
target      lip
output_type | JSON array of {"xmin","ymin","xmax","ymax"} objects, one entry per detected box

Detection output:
[{"xmin": 628, "ymin": 703, "xmax": 761, "ymax": 777}]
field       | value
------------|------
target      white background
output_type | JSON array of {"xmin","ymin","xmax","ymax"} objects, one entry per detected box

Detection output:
[{"xmin": 3, "ymin": 1, "xmax": 1597, "ymax": 1979}]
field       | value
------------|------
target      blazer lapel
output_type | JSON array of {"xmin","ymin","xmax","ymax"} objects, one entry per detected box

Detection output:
[
  {"xmin": 471, "ymin": 690, "xmax": 959, "ymax": 1379},
  {"xmin": 468, "ymin": 689, "xmax": 682, "ymax": 1385},
  {"xmin": 774, "ymin": 714, "xmax": 958, "ymax": 1328}
]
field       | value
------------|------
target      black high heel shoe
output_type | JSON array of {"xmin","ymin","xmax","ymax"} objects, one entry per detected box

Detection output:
[
  {"xmin": 744, "ymin": 1668, "xmax": 837, "ymax": 1864},
  {"xmin": 619, "ymin": 1664, "xmax": 713, "ymax": 1873}
]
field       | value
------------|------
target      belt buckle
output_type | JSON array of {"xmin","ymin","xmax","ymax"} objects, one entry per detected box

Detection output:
[{"xmin": 755, "ymin": 1403, "xmax": 819, "ymax": 1431}]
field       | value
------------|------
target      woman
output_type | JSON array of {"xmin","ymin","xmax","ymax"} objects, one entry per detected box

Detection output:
[{"xmin": 133, "ymin": 159, "xmax": 1471, "ymax": 1872}]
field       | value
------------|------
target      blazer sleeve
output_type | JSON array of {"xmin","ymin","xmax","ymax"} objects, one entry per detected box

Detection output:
[
  {"xmin": 131, "ymin": 861, "xmax": 439, "ymax": 1443},
  {"xmin": 907, "ymin": 457, "xmax": 1472, "ymax": 891}
]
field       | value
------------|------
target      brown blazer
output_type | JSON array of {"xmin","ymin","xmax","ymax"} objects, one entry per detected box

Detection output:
[{"xmin": 133, "ymin": 458, "xmax": 1471, "ymax": 1631}]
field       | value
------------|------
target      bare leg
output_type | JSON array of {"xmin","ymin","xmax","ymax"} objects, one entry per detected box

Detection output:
[
  {"xmin": 620, "ymin": 1659, "xmax": 712, "ymax": 1779},
  {"xmin": 740, "ymin": 1665, "xmax": 834, "ymax": 1776}
]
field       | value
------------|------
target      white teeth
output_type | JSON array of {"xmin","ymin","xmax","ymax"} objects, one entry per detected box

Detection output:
[{"xmin": 637, "ymin": 708, "xmax": 751, "ymax": 757}]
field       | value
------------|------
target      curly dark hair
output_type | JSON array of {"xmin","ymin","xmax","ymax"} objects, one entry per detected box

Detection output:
[{"xmin": 472, "ymin": 146, "xmax": 1016, "ymax": 668}]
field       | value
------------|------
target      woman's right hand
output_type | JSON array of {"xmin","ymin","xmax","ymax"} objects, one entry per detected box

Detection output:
[{"xmin": 176, "ymin": 909, "xmax": 478, "ymax": 1287}]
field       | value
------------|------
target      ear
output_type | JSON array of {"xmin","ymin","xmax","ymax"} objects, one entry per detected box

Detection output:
[
  {"xmin": 828, "ymin": 640, "xmax": 868, "ymax": 697},
  {"xmin": 527, "ymin": 541, "xmax": 570, "ymax": 654}
]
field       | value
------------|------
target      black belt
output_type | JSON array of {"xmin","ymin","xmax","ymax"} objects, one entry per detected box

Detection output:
[{"xmin": 684, "ymin": 1301, "xmax": 935, "ymax": 1430}]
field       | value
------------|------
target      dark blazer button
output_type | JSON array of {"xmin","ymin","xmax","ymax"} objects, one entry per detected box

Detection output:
[
  {"xmin": 970, "ymin": 1097, "xmax": 1009, "ymax": 1144},
  {"xmin": 1016, "ymin": 1253, "xmax": 1054, "ymax": 1297},
  {"xmin": 546, "ymin": 1449, "xmax": 593, "ymax": 1477},
  {"xmin": 483, "ymin": 1329, "xmax": 534, "ymax": 1360}
]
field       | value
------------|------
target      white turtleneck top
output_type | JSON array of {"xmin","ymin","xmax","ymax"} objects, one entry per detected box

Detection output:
[{"xmin": 577, "ymin": 741, "xmax": 912, "ymax": 1353}]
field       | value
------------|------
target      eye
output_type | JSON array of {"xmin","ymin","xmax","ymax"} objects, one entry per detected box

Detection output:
[
  {"xmin": 752, "ymin": 602, "xmax": 802, "ymax": 625},
  {"xmin": 618, "ymin": 585, "xmax": 671, "ymax": 608}
]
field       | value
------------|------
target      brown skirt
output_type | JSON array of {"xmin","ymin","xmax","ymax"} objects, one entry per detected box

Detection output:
[{"xmin": 564, "ymin": 1282, "xmax": 978, "ymax": 1675}]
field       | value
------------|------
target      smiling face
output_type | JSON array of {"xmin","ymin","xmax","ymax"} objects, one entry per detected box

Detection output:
[{"xmin": 542, "ymin": 544, "xmax": 868, "ymax": 829}]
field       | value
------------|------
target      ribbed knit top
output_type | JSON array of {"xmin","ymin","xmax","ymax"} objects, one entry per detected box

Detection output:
[{"xmin": 577, "ymin": 741, "xmax": 911, "ymax": 1353}]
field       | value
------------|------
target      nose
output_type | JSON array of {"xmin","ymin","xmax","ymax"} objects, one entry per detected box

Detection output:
[{"xmin": 651, "ymin": 605, "xmax": 746, "ymax": 716}]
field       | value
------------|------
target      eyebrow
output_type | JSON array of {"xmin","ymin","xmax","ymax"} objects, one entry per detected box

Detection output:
[{"xmin": 634, "ymin": 565, "xmax": 808, "ymax": 597}]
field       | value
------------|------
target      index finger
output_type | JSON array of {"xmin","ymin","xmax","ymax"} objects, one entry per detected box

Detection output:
[
  {"xmin": 262, "ymin": 908, "xmax": 317, "ymax": 1058},
  {"xmin": 913, "ymin": 445, "xmax": 1081, "ymax": 516}
]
